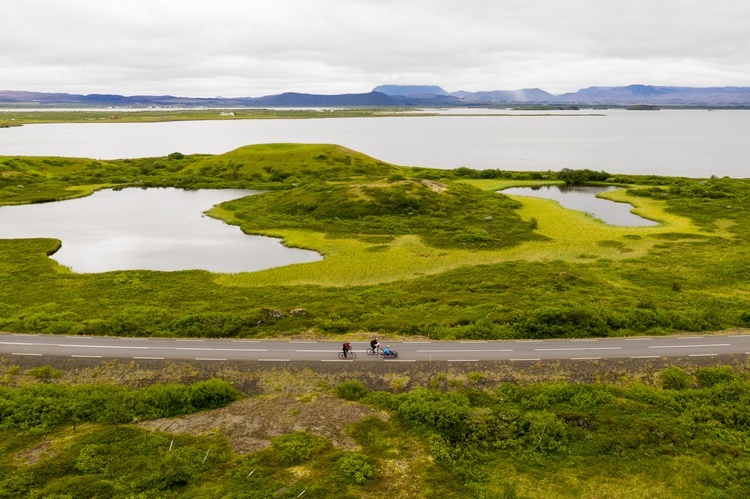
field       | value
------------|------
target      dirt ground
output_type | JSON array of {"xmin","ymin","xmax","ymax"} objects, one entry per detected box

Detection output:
[{"xmin": 140, "ymin": 393, "xmax": 386, "ymax": 454}]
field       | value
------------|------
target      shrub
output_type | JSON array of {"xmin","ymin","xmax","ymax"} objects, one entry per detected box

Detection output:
[
  {"xmin": 696, "ymin": 366, "xmax": 737, "ymax": 388},
  {"xmin": 335, "ymin": 380, "xmax": 369, "ymax": 401},
  {"xmin": 337, "ymin": 453, "xmax": 377, "ymax": 484},
  {"xmin": 270, "ymin": 431, "xmax": 329, "ymax": 466},
  {"xmin": 661, "ymin": 366, "xmax": 691, "ymax": 390},
  {"xmin": 27, "ymin": 365, "xmax": 63, "ymax": 380}
]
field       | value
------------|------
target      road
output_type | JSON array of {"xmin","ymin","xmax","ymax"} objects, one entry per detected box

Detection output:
[{"xmin": 1, "ymin": 332, "xmax": 749, "ymax": 363}]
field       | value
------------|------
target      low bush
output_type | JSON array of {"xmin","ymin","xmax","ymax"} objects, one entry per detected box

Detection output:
[{"xmin": 335, "ymin": 379, "xmax": 369, "ymax": 401}]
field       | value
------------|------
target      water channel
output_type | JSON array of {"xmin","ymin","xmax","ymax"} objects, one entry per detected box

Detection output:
[
  {"xmin": 0, "ymin": 188, "xmax": 322, "ymax": 273},
  {"xmin": 501, "ymin": 185, "xmax": 659, "ymax": 226}
]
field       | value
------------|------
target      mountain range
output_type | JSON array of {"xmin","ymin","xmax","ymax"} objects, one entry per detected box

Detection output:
[{"xmin": 2, "ymin": 84, "xmax": 750, "ymax": 107}]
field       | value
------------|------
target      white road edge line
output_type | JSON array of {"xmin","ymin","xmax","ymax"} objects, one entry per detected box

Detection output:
[
  {"xmin": 12, "ymin": 352, "xmax": 42, "ymax": 356},
  {"xmin": 535, "ymin": 347, "xmax": 621, "ymax": 351},
  {"xmin": 649, "ymin": 343, "xmax": 729, "ymax": 349},
  {"xmin": 417, "ymin": 349, "xmax": 513, "ymax": 353},
  {"xmin": 689, "ymin": 353, "xmax": 717, "ymax": 357}
]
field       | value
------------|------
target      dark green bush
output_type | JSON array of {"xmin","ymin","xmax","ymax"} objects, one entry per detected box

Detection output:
[
  {"xmin": 696, "ymin": 366, "xmax": 737, "ymax": 388},
  {"xmin": 660, "ymin": 366, "xmax": 691, "ymax": 390},
  {"xmin": 335, "ymin": 379, "xmax": 369, "ymax": 401}
]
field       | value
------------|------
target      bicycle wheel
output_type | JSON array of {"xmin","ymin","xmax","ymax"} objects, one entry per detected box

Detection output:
[
  {"xmin": 348, "ymin": 351, "xmax": 357, "ymax": 359},
  {"xmin": 377, "ymin": 352, "xmax": 385, "ymax": 359},
  {"xmin": 366, "ymin": 348, "xmax": 374, "ymax": 355},
  {"xmin": 338, "ymin": 352, "xmax": 346, "ymax": 359}
]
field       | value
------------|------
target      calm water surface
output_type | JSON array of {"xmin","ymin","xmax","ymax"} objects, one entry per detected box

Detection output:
[
  {"xmin": 501, "ymin": 185, "xmax": 659, "ymax": 226},
  {"xmin": 0, "ymin": 188, "xmax": 322, "ymax": 273},
  {"xmin": 1, "ymin": 109, "xmax": 748, "ymax": 178}
]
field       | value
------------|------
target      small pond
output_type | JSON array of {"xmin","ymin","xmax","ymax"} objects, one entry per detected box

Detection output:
[
  {"xmin": 0, "ymin": 188, "xmax": 322, "ymax": 273},
  {"xmin": 501, "ymin": 185, "xmax": 659, "ymax": 227}
]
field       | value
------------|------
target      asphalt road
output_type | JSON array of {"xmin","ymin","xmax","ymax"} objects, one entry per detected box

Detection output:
[{"xmin": 2, "ymin": 332, "xmax": 749, "ymax": 363}]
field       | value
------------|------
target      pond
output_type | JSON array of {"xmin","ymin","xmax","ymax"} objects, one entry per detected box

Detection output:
[
  {"xmin": 0, "ymin": 188, "xmax": 322, "ymax": 273},
  {"xmin": 500, "ymin": 185, "xmax": 659, "ymax": 226}
]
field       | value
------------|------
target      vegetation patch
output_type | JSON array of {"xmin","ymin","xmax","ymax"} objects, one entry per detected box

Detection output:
[
  {"xmin": 4, "ymin": 359, "xmax": 750, "ymax": 497},
  {"xmin": 1, "ymin": 145, "xmax": 750, "ymax": 339}
]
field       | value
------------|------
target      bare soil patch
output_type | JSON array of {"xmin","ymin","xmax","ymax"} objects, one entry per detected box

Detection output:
[{"xmin": 140, "ymin": 393, "xmax": 386, "ymax": 454}]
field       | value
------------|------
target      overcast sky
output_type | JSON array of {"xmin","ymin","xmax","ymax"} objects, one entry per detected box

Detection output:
[{"xmin": 2, "ymin": 0, "xmax": 749, "ymax": 97}]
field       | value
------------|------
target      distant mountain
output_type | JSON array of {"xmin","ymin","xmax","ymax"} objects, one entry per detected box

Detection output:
[
  {"xmin": 250, "ymin": 91, "xmax": 399, "ymax": 107},
  {"xmin": 555, "ymin": 85, "xmax": 750, "ymax": 105},
  {"xmin": 377, "ymin": 84, "xmax": 750, "ymax": 105},
  {"xmin": 372, "ymin": 85, "xmax": 448, "ymax": 96},
  {"xmin": 460, "ymin": 88, "xmax": 556, "ymax": 103},
  {"xmin": 0, "ymin": 90, "xmax": 399, "ymax": 108},
  {"xmin": 3, "ymin": 85, "xmax": 750, "ymax": 108}
]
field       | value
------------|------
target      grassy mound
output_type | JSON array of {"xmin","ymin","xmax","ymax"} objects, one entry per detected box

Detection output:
[{"xmin": 215, "ymin": 177, "xmax": 545, "ymax": 250}]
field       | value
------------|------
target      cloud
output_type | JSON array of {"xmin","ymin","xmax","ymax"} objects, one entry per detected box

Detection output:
[{"xmin": 2, "ymin": 0, "xmax": 749, "ymax": 96}]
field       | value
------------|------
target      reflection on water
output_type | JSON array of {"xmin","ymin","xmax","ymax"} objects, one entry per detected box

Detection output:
[
  {"xmin": 501, "ymin": 185, "xmax": 659, "ymax": 226},
  {"xmin": 0, "ymin": 188, "xmax": 322, "ymax": 273}
]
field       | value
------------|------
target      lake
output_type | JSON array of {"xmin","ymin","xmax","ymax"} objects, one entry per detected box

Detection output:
[
  {"xmin": 0, "ymin": 188, "xmax": 322, "ymax": 273},
  {"xmin": 1, "ymin": 109, "xmax": 748, "ymax": 178},
  {"xmin": 501, "ymin": 185, "xmax": 659, "ymax": 226}
]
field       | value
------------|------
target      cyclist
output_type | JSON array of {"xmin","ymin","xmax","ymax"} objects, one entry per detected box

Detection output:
[
  {"xmin": 369, "ymin": 337, "xmax": 380, "ymax": 351},
  {"xmin": 383, "ymin": 344, "xmax": 391, "ymax": 356},
  {"xmin": 342, "ymin": 341, "xmax": 352, "ymax": 358}
]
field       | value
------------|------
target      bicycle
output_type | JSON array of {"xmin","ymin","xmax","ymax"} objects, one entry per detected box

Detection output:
[
  {"xmin": 377, "ymin": 350, "xmax": 398, "ymax": 359},
  {"xmin": 366, "ymin": 346, "xmax": 383, "ymax": 355},
  {"xmin": 338, "ymin": 350, "xmax": 357, "ymax": 359}
]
